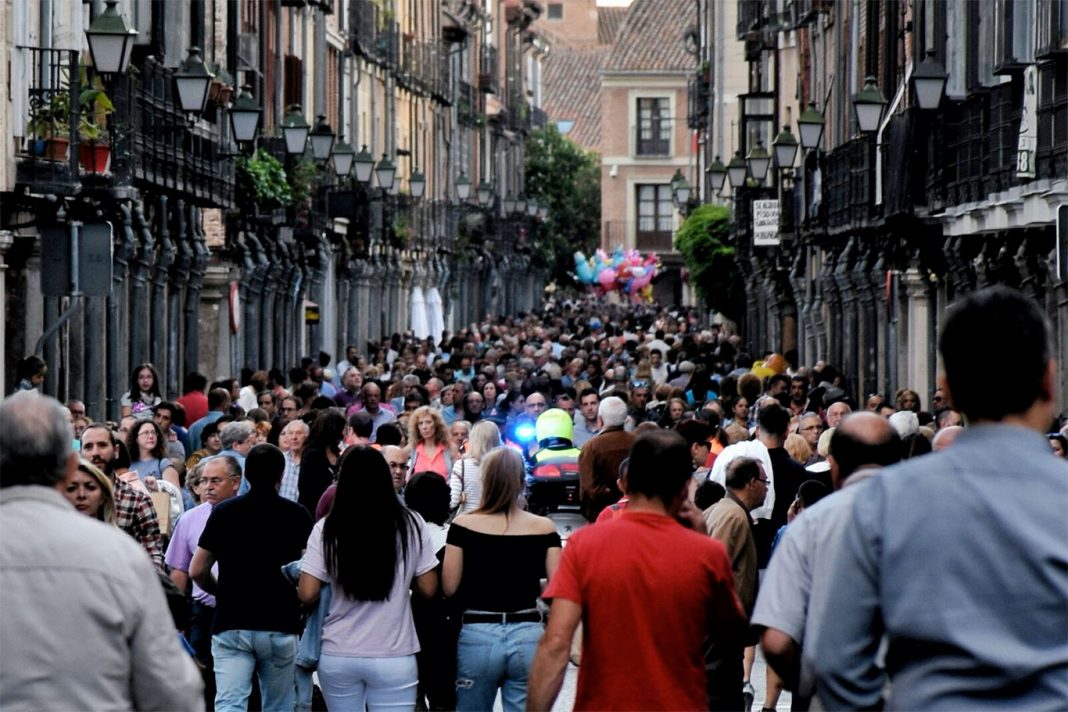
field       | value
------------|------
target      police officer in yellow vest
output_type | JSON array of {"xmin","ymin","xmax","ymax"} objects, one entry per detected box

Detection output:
[{"xmin": 527, "ymin": 409, "xmax": 582, "ymax": 515}]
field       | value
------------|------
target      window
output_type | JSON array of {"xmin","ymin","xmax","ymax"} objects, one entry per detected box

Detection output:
[
  {"xmin": 547, "ymin": 3, "xmax": 563, "ymax": 20},
  {"xmin": 636, "ymin": 98, "xmax": 671, "ymax": 156},
  {"xmin": 994, "ymin": 0, "xmax": 1036, "ymax": 71},
  {"xmin": 635, "ymin": 184, "xmax": 674, "ymax": 251}
]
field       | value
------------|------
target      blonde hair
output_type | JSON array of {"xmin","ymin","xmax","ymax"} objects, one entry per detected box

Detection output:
[
  {"xmin": 465, "ymin": 420, "xmax": 502, "ymax": 463},
  {"xmin": 784, "ymin": 433, "xmax": 812, "ymax": 464},
  {"xmin": 476, "ymin": 447, "xmax": 524, "ymax": 515},
  {"xmin": 75, "ymin": 459, "xmax": 116, "ymax": 524},
  {"xmin": 407, "ymin": 406, "xmax": 449, "ymax": 448}
]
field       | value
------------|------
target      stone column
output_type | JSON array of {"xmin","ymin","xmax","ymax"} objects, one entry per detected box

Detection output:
[
  {"xmin": 902, "ymin": 267, "xmax": 932, "ymax": 400},
  {"xmin": 200, "ymin": 264, "xmax": 231, "ymax": 381}
]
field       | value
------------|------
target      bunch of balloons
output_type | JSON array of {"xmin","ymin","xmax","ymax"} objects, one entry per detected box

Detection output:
[{"xmin": 573, "ymin": 247, "xmax": 659, "ymax": 302}]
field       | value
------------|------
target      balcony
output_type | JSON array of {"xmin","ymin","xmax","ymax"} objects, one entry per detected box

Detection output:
[
  {"xmin": 687, "ymin": 72, "xmax": 710, "ymax": 130},
  {"xmin": 530, "ymin": 105, "xmax": 549, "ymax": 130},
  {"xmin": 479, "ymin": 46, "xmax": 499, "ymax": 94},
  {"xmin": 14, "ymin": 47, "xmax": 80, "ymax": 194},
  {"xmin": 122, "ymin": 57, "xmax": 235, "ymax": 208},
  {"xmin": 880, "ymin": 111, "xmax": 929, "ymax": 219},
  {"xmin": 824, "ymin": 136, "xmax": 874, "ymax": 232},
  {"xmin": 604, "ymin": 220, "xmax": 676, "ymax": 253},
  {"xmin": 457, "ymin": 80, "xmax": 483, "ymax": 128},
  {"xmin": 737, "ymin": 0, "xmax": 766, "ymax": 39},
  {"xmin": 350, "ymin": 0, "xmax": 397, "ymax": 68}
]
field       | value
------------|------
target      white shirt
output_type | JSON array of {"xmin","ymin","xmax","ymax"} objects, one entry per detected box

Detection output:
[{"xmin": 707, "ymin": 439, "xmax": 775, "ymax": 520}]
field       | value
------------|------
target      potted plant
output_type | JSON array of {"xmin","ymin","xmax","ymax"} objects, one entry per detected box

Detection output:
[
  {"xmin": 236, "ymin": 148, "xmax": 293, "ymax": 210},
  {"xmin": 78, "ymin": 84, "xmax": 114, "ymax": 174},
  {"xmin": 209, "ymin": 65, "xmax": 234, "ymax": 107},
  {"xmin": 26, "ymin": 92, "xmax": 72, "ymax": 160}
]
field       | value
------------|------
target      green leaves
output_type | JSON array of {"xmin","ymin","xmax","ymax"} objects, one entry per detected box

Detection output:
[
  {"xmin": 524, "ymin": 125, "xmax": 601, "ymax": 286},
  {"xmin": 674, "ymin": 204, "xmax": 744, "ymax": 323},
  {"xmin": 236, "ymin": 148, "xmax": 292, "ymax": 206}
]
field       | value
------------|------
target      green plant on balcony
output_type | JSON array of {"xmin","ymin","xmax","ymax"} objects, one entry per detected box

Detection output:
[
  {"xmin": 288, "ymin": 154, "xmax": 321, "ymax": 208},
  {"xmin": 391, "ymin": 214, "xmax": 414, "ymax": 246},
  {"xmin": 236, "ymin": 148, "xmax": 292, "ymax": 207},
  {"xmin": 77, "ymin": 86, "xmax": 114, "ymax": 142}
]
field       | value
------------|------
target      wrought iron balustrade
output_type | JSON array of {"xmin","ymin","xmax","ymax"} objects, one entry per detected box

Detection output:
[{"xmin": 14, "ymin": 46, "xmax": 81, "ymax": 191}]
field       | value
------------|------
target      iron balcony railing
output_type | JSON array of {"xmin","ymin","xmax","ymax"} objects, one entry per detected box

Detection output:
[
  {"xmin": 603, "ymin": 220, "xmax": 676, "ymax": 253},
  {"xmin": 479, "ymin": 46, "xmax": 499, "ymax": 94},
  {"xmin": 15, "ymin": 47, "xmax": 81, "ymax": 191}
]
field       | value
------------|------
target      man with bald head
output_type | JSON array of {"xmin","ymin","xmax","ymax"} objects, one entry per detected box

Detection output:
[
  {"xmin": 931, "ymin": 424, "xmax": 964, "ymax": 451},
  {"xmin": 752, "ymin": 412, "xmax": 901, "ymax": 709}
]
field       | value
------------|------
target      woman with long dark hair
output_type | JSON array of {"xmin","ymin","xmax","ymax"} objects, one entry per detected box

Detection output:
[
  {"xmin": 120, "ymin": 363, "xmax": 163, "ymax": 418},
  {"xmin": 443, "ymin": 447, "xmax": 561, "ymax": 711},
  {"xmin": 298, "ymin": 447, "xmax": 438, "ymax": 710},
  {"xmin": 126, "ymin": 419, "xmax": 181, "ymax": 489},
  {"xmin": 297, "ymin": 410, "xmax": 347, "ymax": 518}
]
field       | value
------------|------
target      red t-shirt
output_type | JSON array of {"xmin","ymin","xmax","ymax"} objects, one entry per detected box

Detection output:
[
  {"xmin": 544, "ymin": 510, "xmax": 743, "ymax": 711},
  {"xmin": 177, "ymin": 391, "xmax": 209, "ymax": 428}
]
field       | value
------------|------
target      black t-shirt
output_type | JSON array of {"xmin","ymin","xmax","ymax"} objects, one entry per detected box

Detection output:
[
  {"xmin": 199, "ymin": 487, "xmax": 313, "ymax": 634},
  {"xmin": 446, "ymin": 523, "xmax": 561, "ymax": 612}
]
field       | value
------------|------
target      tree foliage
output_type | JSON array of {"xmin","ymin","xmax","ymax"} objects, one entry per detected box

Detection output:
[
  {"xmin": 674, "ymin": 204, "xmax": 745, "ymax": 324},
  {"xmin": 524, "ymin": 125, "xmax": 601, "ymax": 286}
]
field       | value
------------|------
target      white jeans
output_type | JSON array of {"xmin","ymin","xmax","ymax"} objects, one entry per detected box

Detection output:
[{"xmin": 317, "ymin": 653, "xmax": 418, "ymax": 711}]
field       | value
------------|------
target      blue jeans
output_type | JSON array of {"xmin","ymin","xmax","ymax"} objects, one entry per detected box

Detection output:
[
  {"xmin": 212, "ymin": 629, "xmax": 298, "ymax": 712},
  {"xmin": 318, "ymin": 653, "xmax": 419, "ymax": 711},
  {"xmin": 455, "ymin": 621, "xmax": 543, "ymax": 712}
]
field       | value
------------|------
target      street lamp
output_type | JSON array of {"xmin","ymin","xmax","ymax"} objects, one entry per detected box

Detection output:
[
  {"xmin": 375, "ymin": 154, "xmax": 396, "ymax": 190},
  {"xmin": 911, "ymin": 50, "xmax": 947, "ymax": 111},
  {"xmin": 476, "ymin": 180, "xmax": 493, "ymax": 207},
  {"xmin": 772, "ymin": 126, "xmax": 799, "ymax": 170},
  {"xmin": 281, "ymin": 105, "xmax": 310, "ymax": 155},
  {"xmin": 353, "ymin": 145, "xmax": 375, "ymax": 185},
  {"xmin": 332, "ymin": 135, "xmax": 355, "ymax": 177},
  {"xmin": 309, "ymin": 115, "xmax": 336, "ymax": 162},
  {"xmin": 503, "ymin": 192, "xmax": 516, "ymax": 216},
  {"xmin": 515, "ymin": 193, "xmax": 528, "ymax": 215},
  {"xmin": 673, "ymin": 176, "xmax": 691, "ymax": 207},
  {"xmin": 228, "ymin": 85, "xmax": 262, "ymax": 144},
  {"xmin": 174, "ymin": 47, "xmax": 214, "ymax": 115},
  {"xmin": 746, "ymin": 141, "xmax": 771, "ymax": 183},
  {"xmin": 797, "ymin": 102, "xmax": 825, "ymax": 151},
  {"xmin": 727, "ymin": 152, "xmax": 748, "ymax": 189},
  {"xmin": 853, "ymin": 76, "xmax": 888, "ymax": 134},
  {"xmin": 707, "ymin": 156, "xmax": 727, "ymax": 195},
  {"xmin": 85, "ymin": 0, "xmax": 137, "ymax": 77},
  {"xmin": 537, "ymin": 204, "xmax": 548, "ymax": 219},
  {"xmin": 409, "ymin": 169, "xmax": 426, "ymax": 200},
  {"xmin": 456, "ymin": 172, "xmax": 472, "ymax": 201},
  {"xmin": 526, "ymin": 197, "xmax": 539, "ymax": 217}
]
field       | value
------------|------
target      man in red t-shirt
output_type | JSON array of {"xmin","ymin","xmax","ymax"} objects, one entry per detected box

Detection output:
[{"xmin": 528, "ymin": 430, "xmax": 746, "ymax": 711}]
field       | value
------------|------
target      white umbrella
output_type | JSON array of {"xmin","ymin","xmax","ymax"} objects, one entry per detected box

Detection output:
[
  {"xmin": 410, "ymin": 285, "xmax": 429, "ymax": 339},
  {"xmin": 426, "ymin": 287, "xmax": 445, "ymax": 343}
]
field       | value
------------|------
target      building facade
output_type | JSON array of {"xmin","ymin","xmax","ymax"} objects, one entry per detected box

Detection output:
[
  {"xmin": 691, "ymin": 0, "xmax": 1068, "ymax": 406},
  {"xmin": 2, "ymin": 0, "xmax": 551, "ymax": 413}
]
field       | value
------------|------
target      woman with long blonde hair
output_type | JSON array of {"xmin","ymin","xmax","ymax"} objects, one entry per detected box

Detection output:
[
  {"xmin": 443, "ymin": 447, "xmax": 561, "ymax": 711},
  {"xmin": 449, "ymin": 420, "xmax": 502, "ymax": 515}
]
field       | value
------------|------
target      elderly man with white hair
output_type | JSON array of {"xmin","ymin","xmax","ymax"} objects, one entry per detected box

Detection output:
[{"xmin": 577, "ymin": 396, "xmax": 635, "ymax": 522}]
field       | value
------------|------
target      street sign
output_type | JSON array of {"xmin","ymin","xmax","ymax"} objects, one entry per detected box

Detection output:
[
  {"xmin": 40, "ymin": 223, "xmax": 114, "ymax": 297},
  {"xmin": 752, "ymin": 200, "xmax": 781, "ymax": 246}
]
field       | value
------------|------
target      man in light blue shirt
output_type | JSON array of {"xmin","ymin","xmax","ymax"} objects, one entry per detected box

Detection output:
[{"xmin": 808, "ymin": 286, "xmax": 1068, "ymax": 710}]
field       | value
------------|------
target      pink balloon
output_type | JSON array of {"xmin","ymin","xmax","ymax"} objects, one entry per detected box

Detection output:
[{"xmin": 598, "ymin": 267, "xmax": 618, "ymax": 289}]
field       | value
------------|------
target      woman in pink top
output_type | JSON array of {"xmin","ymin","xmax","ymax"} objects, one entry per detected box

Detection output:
[{"xmin": 406, "ymin": 406, "xmax": 457, "ymax": 480}]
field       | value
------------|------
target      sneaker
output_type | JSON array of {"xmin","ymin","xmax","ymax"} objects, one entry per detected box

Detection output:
[{"xmin": 742, "ymin": 681, "xmax": 755, "ymax": 712}]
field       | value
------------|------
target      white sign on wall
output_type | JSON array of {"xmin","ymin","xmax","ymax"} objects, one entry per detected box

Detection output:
[{"xmin": 752, "ymin": 199, "xmax": 781, "ymax": 247}]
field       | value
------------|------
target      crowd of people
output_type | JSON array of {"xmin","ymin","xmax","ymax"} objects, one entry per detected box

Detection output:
[{"xmin": 2, "ymin": 286, "xmax": 1066, "ymax": 711}]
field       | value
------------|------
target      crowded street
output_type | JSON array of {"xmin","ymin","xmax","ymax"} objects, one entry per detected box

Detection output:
[{"xmin": 3, "ymin": 0, "xmax": 1068, "ymax": 710}]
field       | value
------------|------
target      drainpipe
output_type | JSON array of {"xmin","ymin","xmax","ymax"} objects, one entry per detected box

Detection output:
[
  {"xmin": 168, "ymin": 199, "xmax": 192, "ymax": 398},
  {"xmin": 184, "ymin": 206, "xmax": 209, "ymax": 380},
  {"xmin": 130, "ymin": 200, "xmax": 155, "ymax": 370},
  {"xmin": 107, "ymin": 203, "xmax": 136, "ymax": 420},
  {"xmin": 152, "ymin": 196, "xmax": 176, "ymax": 380}
]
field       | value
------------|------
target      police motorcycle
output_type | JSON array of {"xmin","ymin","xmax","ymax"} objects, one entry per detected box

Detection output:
[{"xmin": 509, "ymin": 409, "xmax": 587, "ymax": 544}]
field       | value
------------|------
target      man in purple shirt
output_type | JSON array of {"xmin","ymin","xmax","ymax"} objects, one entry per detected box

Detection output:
[{"xmin": 165, "ymin": 455, "xmax": 242, "ymax": 707}]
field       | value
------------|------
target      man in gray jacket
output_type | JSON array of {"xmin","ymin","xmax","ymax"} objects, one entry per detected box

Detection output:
[{"xmin": 0, "ymin": 391, "xmax": 203, "ymax": 710}]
